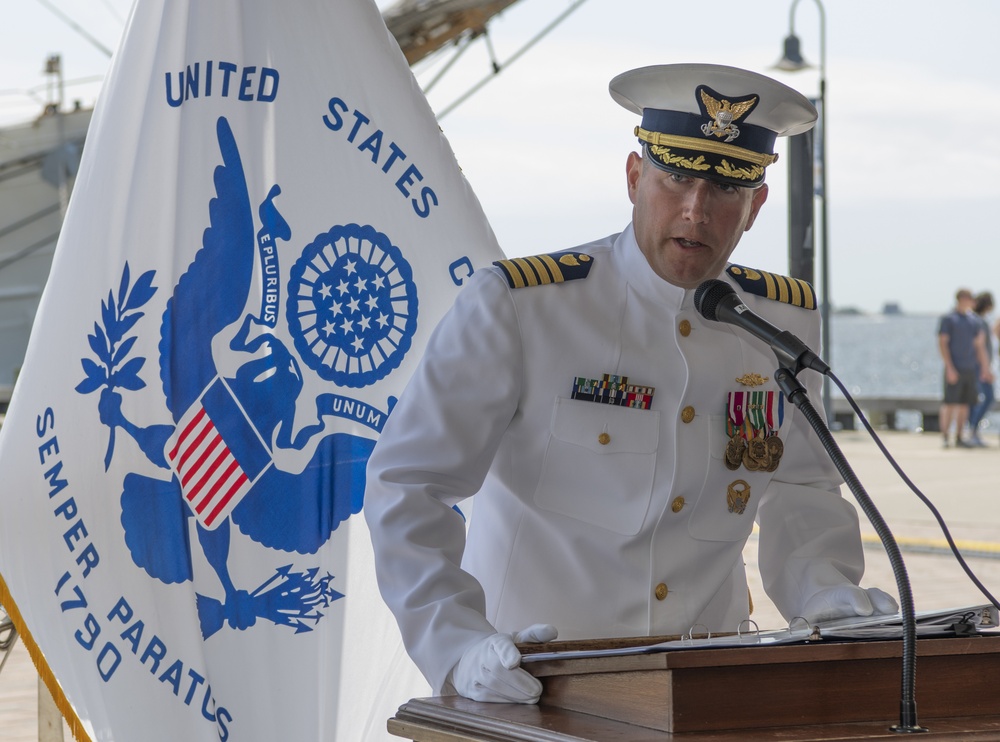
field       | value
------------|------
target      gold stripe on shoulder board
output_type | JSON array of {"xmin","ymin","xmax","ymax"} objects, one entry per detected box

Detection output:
[
  {"xmin": 494, "ymin": 251, "xmax": 593, "ymax": 289},
  {"xmin": 726, "ymin": 264, "xmax": 815, "ymax": 309}
]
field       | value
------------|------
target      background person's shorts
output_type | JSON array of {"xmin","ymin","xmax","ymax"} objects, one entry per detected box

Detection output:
[{"xmin": 944, "ymin": 369, "xmax": 979, "ymax": 406}]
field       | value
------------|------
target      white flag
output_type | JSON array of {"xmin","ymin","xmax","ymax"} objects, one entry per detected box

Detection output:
[{"xmin": 0, "ymin": 1, "xmax": 502, "ymax": 740}]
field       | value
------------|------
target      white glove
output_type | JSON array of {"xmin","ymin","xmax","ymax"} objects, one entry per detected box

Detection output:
[
  {"xmin": 802, "ymin": 585, "xmax": 899, "ymax": 624},
  {"xmin": 448, "ymin": 623, "xmax": 558, "ymax": 704},
  {"xmin": 511, "ymin": 624, "xmax": 559, "ymax": 644}
]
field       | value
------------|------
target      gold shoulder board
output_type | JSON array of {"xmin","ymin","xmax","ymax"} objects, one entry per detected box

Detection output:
[
  {"xmin": 726, "ymin": 264, "xmax": 816, "ymax": 309},
  {"xmin": 494, "ymin": 251, "xmax": 593, "ymax": 289}
]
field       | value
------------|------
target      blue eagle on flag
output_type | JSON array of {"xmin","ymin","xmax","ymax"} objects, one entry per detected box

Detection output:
[{"xmin": 76, "ymin": 116, "xmax": 418, "ymax": 638}]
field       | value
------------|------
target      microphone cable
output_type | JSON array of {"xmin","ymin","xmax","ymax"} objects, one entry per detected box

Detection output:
[{"xmin": 829, "ymin": 371, "xmax": 1000, "ymax": 612}]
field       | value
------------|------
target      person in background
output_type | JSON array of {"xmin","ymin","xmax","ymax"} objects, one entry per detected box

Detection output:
[
  {"xmin": 365, "ymin": 63, "xmax": 898, "ymax": 705},
  {"xmin": 938, "ymin": 289, "xmax": 991, "ymax": 448},
  {"xmin": 968, "ymin": 292, "xmax": 996, "ymax": 446}
]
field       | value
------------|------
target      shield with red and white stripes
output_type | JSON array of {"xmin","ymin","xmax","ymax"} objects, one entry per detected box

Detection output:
[{"xmin": 166, "ymin": 376, "xmax": 272, "ymax": 529}]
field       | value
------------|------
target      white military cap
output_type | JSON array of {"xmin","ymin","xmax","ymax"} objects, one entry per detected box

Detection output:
[{"xmin": 609, "ymin": 63, "xmax": 817, "ymax": 187}]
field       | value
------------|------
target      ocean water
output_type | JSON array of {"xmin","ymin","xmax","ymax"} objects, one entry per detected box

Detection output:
[
  {"xmin": 829, "ymin": 312, "xmax": 997, "ymax": 432},
  {"xmin": 830, "ymin": 314, "xmax": 942, "ymax": 398}
]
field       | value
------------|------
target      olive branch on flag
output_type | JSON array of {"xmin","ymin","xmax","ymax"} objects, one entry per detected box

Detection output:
[{"xmin": 76, "ymin": 262, "xmax": 157, "ymax": 470}]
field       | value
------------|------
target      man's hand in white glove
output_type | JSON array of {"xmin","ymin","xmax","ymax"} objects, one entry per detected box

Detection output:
[
  {"xmin": 448, "ymin": 623, "xmax": 558, "ymax": 704},
  {"xmin": 801, "ymin": 585, "xmax": 898, "ymax": 624}
]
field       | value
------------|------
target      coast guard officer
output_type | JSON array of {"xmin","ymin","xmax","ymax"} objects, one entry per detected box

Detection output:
[{"xmin": 364, "ymin": 63, "xmax": 897, "ymax": 704}]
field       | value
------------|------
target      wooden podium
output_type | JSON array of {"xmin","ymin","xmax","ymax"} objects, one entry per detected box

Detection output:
[{"xmin": 387, "ymin": 634, "xmax": 1000, "ymax": 741}]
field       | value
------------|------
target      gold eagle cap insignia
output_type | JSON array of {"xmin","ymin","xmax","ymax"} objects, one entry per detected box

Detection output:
[{"xmin": 699, "ymin": 89, "xmax": 757, "ymax": 143}]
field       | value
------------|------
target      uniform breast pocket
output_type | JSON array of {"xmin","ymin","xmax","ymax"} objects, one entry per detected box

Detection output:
[{"xmin": 533, "ymin": 397, "xmax": 659, "ymax": 536}]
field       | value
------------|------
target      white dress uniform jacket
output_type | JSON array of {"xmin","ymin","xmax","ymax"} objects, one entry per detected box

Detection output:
[{"xmin": 364, "ymin": 225, "xmax": 865, "ymax": 693}]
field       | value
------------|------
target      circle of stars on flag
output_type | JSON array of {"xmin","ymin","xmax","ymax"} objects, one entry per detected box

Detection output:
[{"xmin": 287, "ymin": 224, "xmax": 417, "ymax": 388}]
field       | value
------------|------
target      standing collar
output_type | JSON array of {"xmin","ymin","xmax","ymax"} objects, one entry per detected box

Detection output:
[{"xmin": 617, "ymin": 222, "xmax": 696, "ymax": 311}]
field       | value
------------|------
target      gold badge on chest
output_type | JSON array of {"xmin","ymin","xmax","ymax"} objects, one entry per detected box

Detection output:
[{"xmin": 727, "ymin": 479, "xmax": 751, "ymax": 515}]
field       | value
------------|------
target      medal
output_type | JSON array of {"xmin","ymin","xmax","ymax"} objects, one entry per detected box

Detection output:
[
  {"xmin": 726, "ymin": 388, "xmax": 785, "ymax": 473},
  {"xmin": 727, "ymin": 479, "xmax": 751, "ymax": 515},
  {"xmin": 764, "ymin": 436, "xmax": 783, "ymax": 472},
  {"xmin": 743, "ymin": 435, "xmax": 770, "ymax": 472},
  {"xmin": 724, "ymin": 435, "xmax": 746, "ymax": 470}
]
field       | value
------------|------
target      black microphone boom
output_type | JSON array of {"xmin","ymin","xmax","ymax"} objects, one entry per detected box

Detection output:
[
  {"xmin": 694, "ymin": 279, "xmax": 830, "ymax": 375},
  {"xmin": 696, "ymin": 279, "xmax": 925, "ymax": 731}
]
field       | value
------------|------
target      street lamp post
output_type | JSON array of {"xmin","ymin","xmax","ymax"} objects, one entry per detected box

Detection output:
[
  {"xmin": 776, "ymin": 11, "xmax": 927, "ymax": 734},
  {"xmin": 774, "ymin": 0, "xmax": 831, "ymax": 423},
  {"xmin": 774, "ymin": 9, "xmax": 926, "ymax": 732}
]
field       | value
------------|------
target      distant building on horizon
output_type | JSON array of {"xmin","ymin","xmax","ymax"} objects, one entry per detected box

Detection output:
[{"xmin": 882, "ymin": 302, "xmax": 903, "ymax": 316}]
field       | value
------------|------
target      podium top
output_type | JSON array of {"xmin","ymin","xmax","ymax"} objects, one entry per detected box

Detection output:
[
  {"xmin": 519, "ymin": 604, "xmax": 1000, "ymax": 666},
  {"xmin": 391, "ymin": 635, "xmax": 1000, "ymax": 739}
]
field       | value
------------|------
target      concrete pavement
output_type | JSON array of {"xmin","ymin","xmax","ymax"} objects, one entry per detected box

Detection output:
[
  {"xmin": 2, "ymin": 430, "xmax": 999, "ymax": 741},
  {"xmin": 747, "ymin": 428, "xmax": 1000, "ymax": 627}
]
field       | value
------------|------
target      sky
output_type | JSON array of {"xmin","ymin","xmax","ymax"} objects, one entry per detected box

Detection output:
[{"xmin": 3, "ymin": 0, "xmax": 999, "ymax": 315}]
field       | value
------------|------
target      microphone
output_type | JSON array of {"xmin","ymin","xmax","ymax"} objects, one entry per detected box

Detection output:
[{"xmin": 693, "ymin": 279, "xmax": 830, "ymax": 375}]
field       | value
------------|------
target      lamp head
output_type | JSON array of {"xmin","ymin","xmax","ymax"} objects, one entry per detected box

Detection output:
[{"xmin": 774, "ymin": 33, "xmax": 812, "ymax": 72}]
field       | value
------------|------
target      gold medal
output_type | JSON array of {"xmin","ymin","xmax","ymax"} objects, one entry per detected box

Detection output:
[
  {"xmin": 765, "ymin": 436, "xmax": 783, "ymax": 472},
  {"xmin": 725, "ymin": 435, "xmax": 746, "ymax": 470},
  {"xmin": 743, "ymin": 436, "xmax": 769, "ymax": 471}
]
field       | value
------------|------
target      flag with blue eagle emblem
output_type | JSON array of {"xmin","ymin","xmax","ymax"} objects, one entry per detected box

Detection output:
[{"xmin": 0, "ymin": 0, "xmax": 502, "ymax": 739}]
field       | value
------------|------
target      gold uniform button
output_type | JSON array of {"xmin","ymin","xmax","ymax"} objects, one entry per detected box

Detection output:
[
  {"xmin": 655, "ymin": 583, "xmax": 669, "ymax": 601},
  {"xmin": 598, "ymin": 432, "xmax": 611, "ymax": 445},
  {"xmin": 678, "ymin": 319, "xmax": 691, "ymax": 337},
  {"xmin": 681, "ymin": 405, "xmax": 695, "ymax": 423},
  {"xmin": 671, "ymin": 496, "xmax": 685, "ymax": 513}
]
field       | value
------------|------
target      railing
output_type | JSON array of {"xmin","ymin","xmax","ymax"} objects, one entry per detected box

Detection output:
[{"xmin": 830, "ymin": 395, "xmax": 991, "ymax": 433}]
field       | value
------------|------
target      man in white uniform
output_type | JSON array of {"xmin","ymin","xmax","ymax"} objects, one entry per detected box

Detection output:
[{"xmin": 364, "ymin": 64, "xmax": 897, "ymax": 705}]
